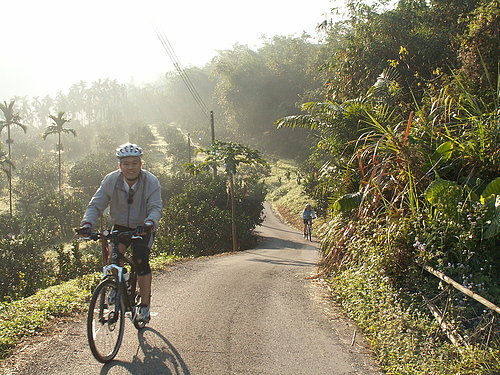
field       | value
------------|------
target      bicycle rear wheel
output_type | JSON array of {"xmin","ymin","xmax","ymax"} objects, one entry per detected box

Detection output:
[{"xmin": 87, "ymin": 278, "xmax": 125, "ymax": 363}]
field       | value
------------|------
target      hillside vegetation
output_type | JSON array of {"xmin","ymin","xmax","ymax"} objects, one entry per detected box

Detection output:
[
  {"xmin": 273, "ymin": 1, "xmax": 499, "ymax": 374},
  {"xmin": 0, "ymin": 0, "xmax": 498, "ymax": 373}
]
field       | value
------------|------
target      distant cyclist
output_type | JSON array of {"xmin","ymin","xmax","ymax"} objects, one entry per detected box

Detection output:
[
  {"xmin": 78, "ymin": 143, "xmax": 162, "ymax": 323},
  {"xmin": 301, "ymin": 203, "xmax": 316, "ymax": 237}
]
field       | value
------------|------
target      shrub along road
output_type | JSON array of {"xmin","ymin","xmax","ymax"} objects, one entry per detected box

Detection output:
[{"xmin": 1, "ymin": 203, "xmax": 381, "ymax": 374}]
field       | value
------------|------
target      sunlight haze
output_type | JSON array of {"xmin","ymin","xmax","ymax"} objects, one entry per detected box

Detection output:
[{"xmin": 1, "ymin": 0, "xmax": 335, "ymax": 99}]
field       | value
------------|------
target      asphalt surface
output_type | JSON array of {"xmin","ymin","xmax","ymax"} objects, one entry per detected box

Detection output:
[{"xmin": 1, "ymin": 203, "xmax": 382, "ymax": 374}]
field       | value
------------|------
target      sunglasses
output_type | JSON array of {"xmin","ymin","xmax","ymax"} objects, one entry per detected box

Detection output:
[{"xmin": 128, "ymin": 188, "xmax": 135, "ymax": 204}]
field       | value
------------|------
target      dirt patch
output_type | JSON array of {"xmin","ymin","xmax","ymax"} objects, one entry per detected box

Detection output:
[{"xmin": 270, "ymin": 204, "xmax": 302, "ymax": 231}]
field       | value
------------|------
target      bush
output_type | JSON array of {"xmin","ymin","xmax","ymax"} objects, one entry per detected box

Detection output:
[
  {"xmin": 155, "ymin": 174, "xmax": 265, "ymax": 257},
  {"xmin": 68, "ymin": 151, "xmax": 116, "ymax": 198},
  {"xmin": 327, "ymin": 216, "xmax": 500, "ymax": 374},
  {"xmin": 0, "ymin": 236, "xmax": 52, "ymax": 300}
]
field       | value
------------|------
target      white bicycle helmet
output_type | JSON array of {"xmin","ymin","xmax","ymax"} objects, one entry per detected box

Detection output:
[{"xmin": 116, "ymin": 143, "xmax": 143, "ymax": 159}]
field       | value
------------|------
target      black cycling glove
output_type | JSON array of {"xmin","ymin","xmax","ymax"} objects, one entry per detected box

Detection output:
[{"xmin": 77, "ymin": 226, "xmax": 92, "ymax": 236}]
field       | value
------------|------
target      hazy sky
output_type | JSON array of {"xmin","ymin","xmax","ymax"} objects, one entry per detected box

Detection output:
[{"xmin": 1, "ymin": 0, "xmax": 336, "ymax": 100}]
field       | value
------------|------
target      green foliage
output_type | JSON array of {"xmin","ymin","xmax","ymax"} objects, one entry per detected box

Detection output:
[
  {"xmin": 424, "ymin": 178, "xmax": 463, "ymax": 218},
  {"xmin": 42, "ymin": 111, "xmax": 75, "ymax": 140},
  {"xmin": 68, "ymin": 151, "xmax": 116, "ymax": 198},
  {"xmin": 0, "ymin": 273, "xmax": 100, "ymax": 359},
  {"xmin": 0, "ymin": 236, "xmax": 49, "ymax": 300},
  {"xmin": 193, "ymin": 140, "xmax": 269, "ymax": 175},
  {"xmin": 127, "ymin": 123, "xmax": 156, "ymax": 154},
  {"xmin": 481, "ymin": 177, "xmax": 500, "ymax": 201},
  {"xmin": 212, "ymin": 36, "xmax": 320, "ymax": 158},
  {"xmin": 0, "ymin": 101, "xmax": 27, "ymax": 134},
  {"xmin": 331, "ymin": 258, "xmax": 499, "ymax": 374},
  {"xmin": 32, "ymin": 192, "xmax": 86, "ymax": 241},
  {"xmin": 330, "ymin": 191, "xmax": 362, "ymax": 212},
  {"xmin": 274, "ymin": 2, "xmax": 500, "ymax": 373},
  {"xmin": 14, "ymin": 155, "xmax": 59, "ymax": 215},
  {"xmin": 0, "ymin": 214, "xmax": 21, "ymax": 235},
  {"xmin": 458, "ymin": 0, "xmax": 499, "ymax": 96},
  {"xmin": 155, "ymin": 125, "xmax": 191, "ymax": 173},
  {"xmin": 156, "ymin": 174, "xmax": 265, "ymax": 257}
]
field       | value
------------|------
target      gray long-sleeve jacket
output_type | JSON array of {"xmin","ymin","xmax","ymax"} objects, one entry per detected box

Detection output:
[{"xmin": 81, "ymin": 169, "xmax": 162, "ymax": 229}]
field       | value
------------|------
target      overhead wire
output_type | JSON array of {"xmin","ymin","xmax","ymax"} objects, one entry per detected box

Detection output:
[{"xmin": 155, "ymin": 28, "xmax": 211, "ymax": 119}]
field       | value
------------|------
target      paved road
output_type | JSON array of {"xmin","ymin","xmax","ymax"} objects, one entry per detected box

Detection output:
[{"xmin": 1, "ymin": 203, "xmax": 382, "ymax": 374}]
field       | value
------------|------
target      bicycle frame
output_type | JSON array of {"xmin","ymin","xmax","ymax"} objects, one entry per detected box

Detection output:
[
  {"xmin": 82, "ymin": 229, "xmax": 142, "ymax": 317},
  {"xmin": 103, "ymin": 231, "xmax": 141, "ymax": 316}
]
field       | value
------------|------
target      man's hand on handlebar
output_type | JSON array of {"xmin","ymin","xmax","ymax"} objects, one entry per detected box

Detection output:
[
  {"xmin": 76, "ymin": 226, "xmax": 92, "ymax": 236},
  {"xmin": 135, "ymin": 222, "xmax": 153, "ymax": 236}
]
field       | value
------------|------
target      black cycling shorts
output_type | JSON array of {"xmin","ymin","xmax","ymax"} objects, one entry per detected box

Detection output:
[
  {"xmin": 112, "ymin": 224, "xmax": 153, "ymax": 276},
  {"xmin": 303, "ymin": 218, "xmax": 312, "ymax": 224}
]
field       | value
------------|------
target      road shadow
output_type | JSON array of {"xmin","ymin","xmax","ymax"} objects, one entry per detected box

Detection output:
[
  {"xmin": 257, "ymin": 236, "xmax": 317, "ymax": 250},
  {"xmin": 257, "ymin": 223, "xmax": 299, "ymax": 235},
  {"xmin": 99, "ymin": 327, "xmax": 190, "ymax": 375},
  {"xmin": 245, "ymin": 250, "xmax": 318, "ymax": 267}
]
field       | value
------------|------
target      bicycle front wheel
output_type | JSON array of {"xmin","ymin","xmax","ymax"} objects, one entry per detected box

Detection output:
[{"xmin": 87, "ymin": 278, "xmax": 125, "ymax": 363}]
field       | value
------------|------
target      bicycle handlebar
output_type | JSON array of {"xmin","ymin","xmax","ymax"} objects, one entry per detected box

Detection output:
[{"xmin": 75, "ymin": 228, "xmax": 143, "ymax": 241}]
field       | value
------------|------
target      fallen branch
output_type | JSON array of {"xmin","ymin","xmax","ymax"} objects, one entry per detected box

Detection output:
[
  {"xmin": 422, "ymin": 293, "xmax": 466, "ymax": 348},
  {"xmin": 422, "ymin": 265, "xmax": 500, "ymax": 314}
]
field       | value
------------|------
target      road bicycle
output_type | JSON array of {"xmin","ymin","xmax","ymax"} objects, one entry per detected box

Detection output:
[
  {"xmin": 304, "ymin": 219, "xmax": 313, "ymax": 241},
  {"xmin": 78, "ymin": 228, "xmax": 147, "ymax": 363}
]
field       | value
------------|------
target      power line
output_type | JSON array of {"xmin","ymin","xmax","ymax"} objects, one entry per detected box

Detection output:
[{"xmin": 155, "ymin": 29, "xmax": 211, "ymax": 119}]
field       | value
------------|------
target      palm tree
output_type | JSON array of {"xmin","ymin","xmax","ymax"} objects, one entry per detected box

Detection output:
[
  {"xmin": 42, "ymin": 111, "xmax": 76, "ymax": 192},
  {"xmin": 0, "ymin": 150, "xmax": 13, "ymax": 181},
  {"xmin": 0, "ymin": 100, "xmax": 27, "ymax": 216}
]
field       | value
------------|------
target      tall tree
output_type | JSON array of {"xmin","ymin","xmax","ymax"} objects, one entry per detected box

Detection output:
[
  {"xmin": 0, "ymin": 100, "xmax": 27, "ymax": 216},
  {"xmin": 42, "ymin": 111, "xmax": 76, "ymax": 192},
  {"xmin": 0, "ymin": 150, "xmax": 13, "ymax": 183},
  {"xmin": 212, "ymin": 36, "xmax": 320, "ymax": 157}
]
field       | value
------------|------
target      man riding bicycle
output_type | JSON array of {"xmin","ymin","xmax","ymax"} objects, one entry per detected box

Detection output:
[
  {"xmin": 78, "ymin": 143, "xmax": 162, "ymax": 323},
  {"xmin": 301, "ymin": 203, "xmax": 316, "ymax": 237}
]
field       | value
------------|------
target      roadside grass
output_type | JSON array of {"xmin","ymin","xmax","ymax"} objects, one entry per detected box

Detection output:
[
  {"xmin": 329, "ymin": 243, "xmax": 500, "ymax": 375},
  {"xmin": 265, "ymin": 159, "xmax": 326, "ymax": 231},
  {"xmin": 0, "ymin": 254, "xmax": 181, "ymax": 361}
]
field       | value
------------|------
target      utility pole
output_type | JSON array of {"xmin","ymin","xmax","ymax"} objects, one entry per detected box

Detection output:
[
  {"xmin": 229, "ymin": 172, "xmax": 238, "ymax": 251},
  {"xmin": 210, "ymin": 111, "xmax": 215, "ymax": 144},
  {"xmin": 210, "ymin": 111, "xmax": 217, "ymax": 177},
  {"xmin": 187, "ymin": 133, "xmax": 191, "ymax": 163}
]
